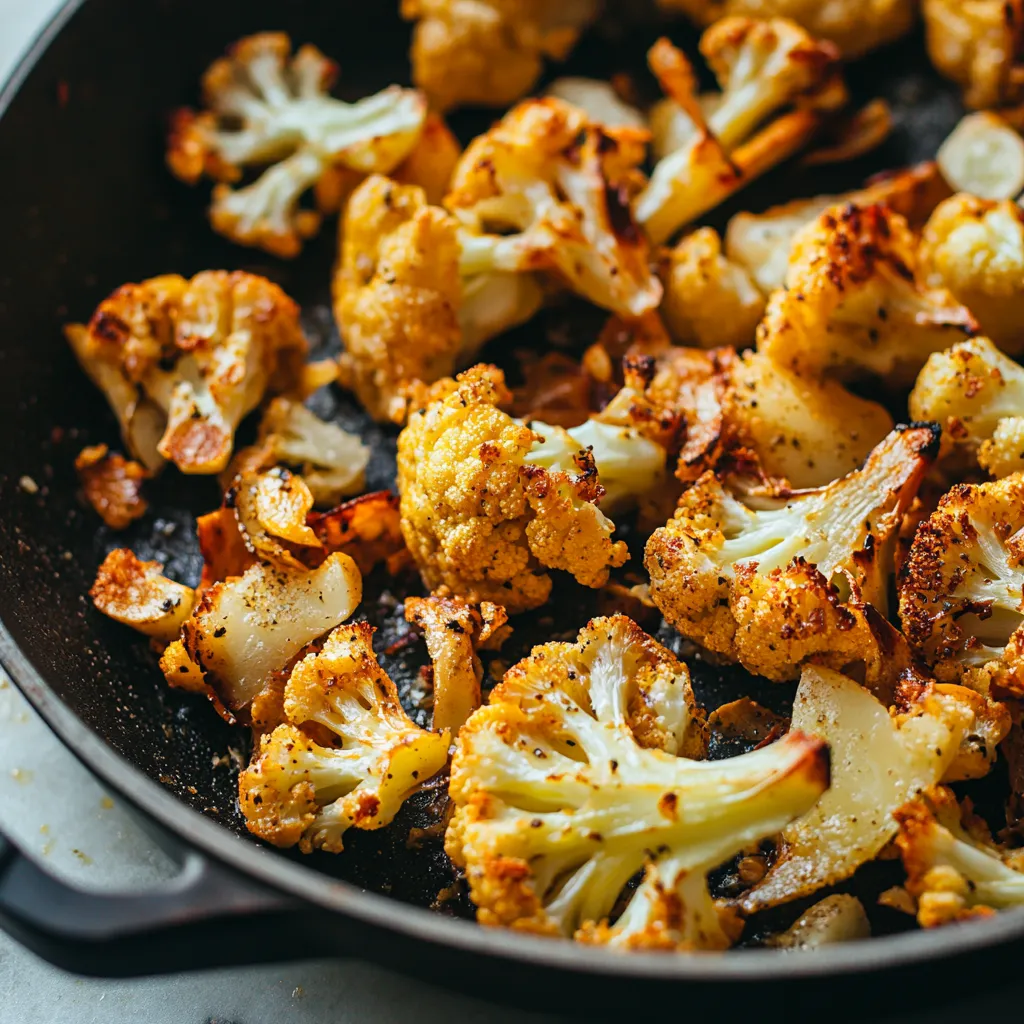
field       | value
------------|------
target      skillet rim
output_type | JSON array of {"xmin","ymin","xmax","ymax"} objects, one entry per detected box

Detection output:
[{"xmin": 3, "ymin": 0, "xmax": 1024, "ymax": 983}]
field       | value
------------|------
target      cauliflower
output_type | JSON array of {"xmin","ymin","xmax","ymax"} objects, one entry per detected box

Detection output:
[
  {"xmin": 741, "ymin": 666, "xmax": 976, "ymax": 911},
  {"xmin": 757, "ymin": 203, "xmax": 978, "ymax": 387},
  {"xmin": 937, "ymin": 112, "xmax": 1024, "ymax": 201},
  {"xmin": 334, "ymin": 174, "xmax": 543, "ymax": 423},
  {"xmin": 918, "ymin": 195, "xmax": 1024, "ymax": 354},
  {"xmin": 74, "ymin": 444, "xmax": 148, "ymax": 530},
  {"xmin": 401, "ymin": 0, "xmax": 599, "ymax": 112},
  {"xmin": 636, "ymin": 25, "xmax": 845, "ymax": 245},
  {"xmin": 545, "ymin": 78, "xmax": 646, "ymax": 129},
  {"xmin": 910, "ymin": 337, "xmax": 1024, "ymax": 477},
  {"xmin": 896, "ymin": 787, "xmax": 1024, "ymax": 927},
  {"xmin": 923, "ymin": 0, "xmax": 1024, "ymax": 110},
  {"xmin": 654, "ymin": 0, "xmax": 917, "ymax": 58},
  {"xmin": 397, "ymin": 365, "xmax": 628, "ymax": 614},
  {"xmin": 447, "ymin": 615, "xmax": 829, "ymax": 948},
  {"xmin": 659, "ymin": 228, "xmax": 767, "ymax": 350},
  {"xmin": 645, "ymin": 424, "xmax": 939, "ymax": 683},
  {"xmin": 446, "ymin": 99, "xmax": 661, "ymax": 319},
  {"xmin": 239, "ymin": 622, "xmax": 450, "ymax": 853},
  {"xmin": 899, "ymin": 473, "xmax": 1024, "ymax": 696},
  {"xmin": 66, "ymin": 271, "xmax": 308, "ymax": 475},
  {"xmin": 167, "ymin": 33, "xmax": 427, "ymax": 256}
]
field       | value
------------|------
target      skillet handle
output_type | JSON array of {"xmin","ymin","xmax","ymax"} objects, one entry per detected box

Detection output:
[{"xmin": 0, "ymin": 826, "xmax": 319, "ymax": 977}]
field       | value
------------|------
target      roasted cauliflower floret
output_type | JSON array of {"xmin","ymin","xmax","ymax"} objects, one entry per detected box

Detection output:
[
  {"xmin": 910, "ymin": 337, "xmax": 1024, "ymax": 477},
  {"xmin": 447, "ymin": 98, "xmax": 661, "ymax": 319},
  {"xmin": 447, "ymin": 615, "xmax": 829, "ymax": 948},
  {"xmin": 636, "ymin": 25, "xmax": 844, "ymax": 245},
  {"xmin": 655, "ymin": 0, "xmax": 917, "ymax": 58},
  {"xmin": 397, "ymin": 365, "xmax": 628, "ymax": 614},
  {"xmin": 239, "ymin": 622, "xmax": 450, "ymax": 853},
  {"xmin": 66, "ymin": 272, "xmax": 308, "ymax": 475},
  {"xmin": 757, "ymin": 203, "xmax": 977, "ymax": 387},
  {"xmin": 899, "ymin": 473, "xmax": 1024, "ymax": 696},
  {"xmin": 167, "ymin": 33, "xmax": 427, "ymax": 256},
  {"xmin": 646, "ymin": 424, "xmax": 939, "ymax": 682},
  {"xmin": 918, "ymin": 195, "xmax": 1024, "ymax": 354},
  {"xmin": 923, "ymin": 0, "xmax": 1024, "ymax": 110},
  {"xmin": 74, "ymin": 444, "xmax": 149, "ymax": 530},
  {"xmin": 896, "ymin": 786, "xmax": 1024, "ymax": 927},
  {"xmin": 402, "ymin": 0, "xmax": 599, "ymax": 112}
]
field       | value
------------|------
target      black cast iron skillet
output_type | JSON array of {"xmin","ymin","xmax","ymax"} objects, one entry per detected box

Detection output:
[{"xmin": 0, "ymin": 0, "xmax": 1021, "ymax": 1015}]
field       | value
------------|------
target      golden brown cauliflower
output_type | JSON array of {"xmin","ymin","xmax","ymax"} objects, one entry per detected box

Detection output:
[
  {"xmin": 923, "ymin": 0, "xmax": 1024, "ymax": 110},
  {"xmin": 646, "ymin": 424, "xmax": 939, "ymax": 683},
  {"xmin": 66, "ymin": 272, "xmax": 308, "ymax": 475},
  {"xmin": 899, "ymin": 473, "xmax": 1024, "ymax": 696},
  {"xmin": 401, "ymin": 0, "xmax": 599, "ymax": 112},
  {"xmin": 398, "ymin": 365, "xmax": 629, "ymax": 614},
  {"xmin": 447, "ymin": 615, "xmax": 829, "ymax": 949},
  {"xmin": 655, "ymin": 0, "xmax": 917, "ymax": 58},
  {"xmin": 918, "ymin": 195, "xmax": 1024, "ymax": 355},
  {"xmin": 757, "ymin": 203, "xmax": 978, "ymax": 387}
]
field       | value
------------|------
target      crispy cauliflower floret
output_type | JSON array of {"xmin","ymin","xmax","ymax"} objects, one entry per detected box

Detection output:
[
  {"xmin": 659, "ymin": 228, "xmax": 766, "ymax": 349},
  {"xmin": 74, "ymin": 444, "xmax": 148, "ymax": 530},
  {"xmin": 447, "ymin": 99, "xmax": 661, "ymax": 319},
  {"xmin": 655, "ymin": 0, "xmax": 917, "ymax": 57},
  {"xmin": 896, "ymin": 786, "xmax": 1024, "ymax": 927},
  {"xmin": 918, "ymin": 195, "xmax": 1024, "ymax": 354},
  {"xmin": 899, "ymin": 473, "xmax": 1024, "ymax": 696},
  {"xmin": 545, "ymin": 78, "xmax": 647, "ymax": 130},
  {"xmin": 910, "ymin": 337, "xmax": 1024, "ymax": 477},
  {"xmin": 646, "ymin": 424, "xmax": 939, "ymax": 682},
  {"xmin": 757, "ymin": 203, "xmax": 977, "ymax": 387},
  {"xmin": 66, "ymin": 272, "xmax": 308, "ymax": 475},
  {"xmin": 924, "ymin": 0, "xmax": 1024, "ymax": 110},
  {"xmin": 402, "ymin": 0, "xmax": 599, "ymax": 112},
  {"xmin": 397, "ymin": 366, "xmax": 628, "ymax": 614},
  {"xmin": 741, "ymin": 667, "xmax": 975, "ymax": 911},
  {"xmin": 636, "ymin": 25, "xmax": 844, "ymax": 245},
  {"xmin": 447, "ymin": 615, "xmax": 829, "ymax": 948},
  {"xmin": 167, "ymin": 33, "xmax": 427, "ymax": 256},
  {"xmin": 334, "ymin": 175, "xmax": 543, "ymax": 423},
  {"xmin": 239, "ymin": 622, "xmax": 450, "ymax": 853}
]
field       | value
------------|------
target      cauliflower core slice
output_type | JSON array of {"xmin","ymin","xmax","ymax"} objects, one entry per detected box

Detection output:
[
  {"xmin": 66, "ymin": 271, "xmax": 308, "ymax": 475},
  {"xmin": 167, "ymin": 33, "xmax": 427, "ymax": 256},
  {"xmin": 741, "ymin": 667, "xmax": 972, "ymax": 912},
  {"xmin": 645, "ymin": 424, "xmax": 939, "ymax": 682},
  {"xmin": 899, "ymin": 473, "xmax": 1024, "ymax": 695},
  {"xmin": 447, "ymin": 615, "xmax": 829, "ymax": 949},
  {"xmin": 239, "ymin": 622, "xmax": 450, "ymax": 853},
  {"xmin": 936, "ymin": 113, "xmax": 1024, "ymax": 201},
  {"xmin": 397, "ymin": 365, "xmax": 628, "ymax": 614}
]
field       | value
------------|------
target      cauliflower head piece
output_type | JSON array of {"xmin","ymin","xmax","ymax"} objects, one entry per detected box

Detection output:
[
  {"xmin": 66, "ymin": 271, "xmax": 308, "ymax": 475},
  {"xmin": 167, "ymin": 32, "xmax": 427, "ymax": 256},
  {"xmin": 899, "ymin": 473, "xmax": 1024, "ymax": 696},
  {"xmin": 397, "ymin": 365, "xmax": 628, "ymax": 614},
  {"xmin": 646, "ymin": 424, "xmax": 939, "ymax": 682},
  {"xmin": 239, "ymin": 622, "xmax": 450, "ymax": 853},
  {"xmin": 447, "ymin": 615, "xmax": 830, "ymax": 949},
  {"xmin": 757, "ymin": 203, "xmax": 978, "ymax": 387}
]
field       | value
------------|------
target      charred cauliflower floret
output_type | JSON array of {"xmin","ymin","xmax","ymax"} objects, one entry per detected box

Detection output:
[
  {"xmin": 334, "ymin": 175, "xmax": 543, "ymax": 423},
  {"xmin": 896, "ymin": 786, "xmax": 1024, "ymax": 927},
  {"xmin": 167, "ymin": 33, "xmax": 427, "ymax": 256},
  {"xmin": 910, "ymin": 337, "xmax": 1024, "ymax": 477},
  {"xmin": 66, "ymin": 272, "xmax": 308, "ymax": 475},
  {"xmin": 446, "ymin": 98, "xmax": 661, "ymax": 319},
  {"xmin": 636, "ymin": 25, "xmax": 845, "ymax": 245},
  {"xmin": 646, "ymin": 424, "xmax": 939, "ymax": 682},
  {"xmin": 757, "ymin": 203, "xmax": 977, "ymax": 387},
  {"xmin": 397, "ymin": 365, "xmax": 628, "ymax": 614},
  {"xmin": 239, "ymin": 622, "xmax": 450, "ymax": 853},
  {"xmin": 447, "ymin": 615, "xmax": 829, "ymax": 948},
  {"xmin": 655, "ymin": 0, "xmax": 917, "ymax": 58},
  {"xmin": 402, "ymin": 0, "xmax": 599, "ymax": 112},
  {"xmin": 923, "ymin": 0, "xmax": 1024, "ymax": 110},
  {"xmin": 899, "ymin": 473, "xmax": 1024, "ymax": 696},
  {"xmin": 918, "ymin": 195, "xmax": 1024, "ymax": 355}
]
